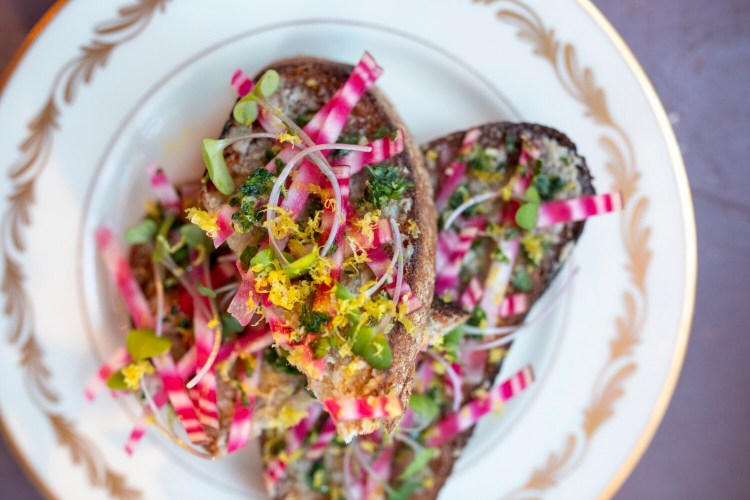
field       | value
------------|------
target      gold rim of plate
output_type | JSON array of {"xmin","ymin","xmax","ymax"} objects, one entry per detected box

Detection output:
[{"xmin": 0, "ymin": 0, "xmax": 696, "ymax": 498}]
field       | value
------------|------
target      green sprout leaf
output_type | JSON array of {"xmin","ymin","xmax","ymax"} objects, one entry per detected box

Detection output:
[
  {"xmin": 257, "ymin": 69, "xmax": 280, "ymax": 97},
  {"xmin": 409, "ymin": 393, "xmax": 439, "ymax": 422},
  {"xmin": 180, "ymin": 223, "xmax": 210, "ymax": 248},
  {"xmin": 515, "ymin": 202, "xmax": 539, "ymax": 230},
  {"xmin": 220, "ymin": 313, "xmax": 244, "ymax": 338},
  {"xmin": 233, "ymin": 100, "xmax": 259, "ymax": 126},
  {"xmin": 106, "ymin": 370, "xmax": 129, "ymax": 390},
  {"xmin": 525, "ymin": 185, "xmax": 541, "ymax": 204},
  {"xmin": 201, "ymin": 138, "xmax": 235, "ymax": 195},
  {"xmin": 399, "ymin": 447, "xmax": 439, "ymax": 480},
  {"xmin": 196, "ymin": 284, "xmax": 217, "ymax": 298},
  {"xmin": 125, "ymin": 219, "xmax": 157, "ymax": 245},
  {"xmin": 388, "ymin": 481, "xmax": 421, "ymax": 500},
  {"xmin": 126, "ymin": 328, "xmax": 172, "ymax": 362}
]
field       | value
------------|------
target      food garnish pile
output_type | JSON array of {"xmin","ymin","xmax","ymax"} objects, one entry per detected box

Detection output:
[{"xmin": 87, "ymin": 53, "xmax": 623, "ymax": 498}]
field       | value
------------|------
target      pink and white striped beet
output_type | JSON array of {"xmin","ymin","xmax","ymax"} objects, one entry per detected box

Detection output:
[
  {"xmin": 151, "ymin": 354, "xmax": 208, "ymax": 445},
  {"xmin": 479, "ymin": 238, "xmax": 520, "ymax": 326},
  {"xmin": 193, "ymin": 310, "xmax": 220, "ymax": 429},
  {"xmin": 498, "ymin": 292, "xmax": 529, "ymax": 317},
  {"xmin": 146, "ymin": 163, "xmax": 181, "ymax": 214},
  {"xmin": 95, "ymin": 226, "xmax": 154, "ymax": 329},
  {"xmin": 536, "ymin": 191, "xmax": 624, "ymax": 228},
  {"xmin": 84, "ymin": 346, "xmax": 131, "ymax": 401},
  {"xmin": 324, "ymin": 396, "xmax": 402, "ymax": 422},
  {"xmin": 306, "ymin": 418, "xmax": 337, "ymax": 460},
  {"xmin": 230, "ymin": 68, "xmax": 254, "ymax": 97},
  {"xmin": 425, "ymin": 365, "xmax": 535, "ymax": 447}
]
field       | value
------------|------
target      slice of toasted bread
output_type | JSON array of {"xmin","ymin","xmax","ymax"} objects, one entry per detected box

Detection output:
[
  {"xmin": 201, "ymin": 57, "xmax": 436, "ymax": 438},
  {"xmin": 404, "ymin": 122, "xmax": 595, "ymax": 498},
  {"xmin": 258, "ymin": 122, "xmax": 595, "ymax": 498}
]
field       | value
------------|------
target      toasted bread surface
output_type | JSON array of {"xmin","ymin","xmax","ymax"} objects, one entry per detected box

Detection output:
[{"xmin": 201, "ymin": 57, "xmax": 436, "ymax": 437}]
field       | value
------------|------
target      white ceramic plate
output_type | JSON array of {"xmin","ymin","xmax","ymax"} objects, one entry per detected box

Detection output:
[{"xmin": 0, "ymin": 1, "xmax": 696, "ymax": 498}]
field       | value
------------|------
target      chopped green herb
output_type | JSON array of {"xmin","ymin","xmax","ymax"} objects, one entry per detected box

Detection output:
[
  {"xmin": 311, "ymin": 337, "xmax": 331, "ymax": 359},
  {"xmin": 511, "ymin": 266, "xmax": 533, "ymax": 292},
  {"xmin": 447, "ymin": 184, "xmax": 470, "ymax": 210},
  {"xmin": 505, "ymin": 134, "xmax": 516, "ymax": 153},
  {"xmin": 466, "ymin": 145, "xmax": 500, "ymax": 172},
  {"xmin": 308, "ymin": 460, "xmax": 330, "ymax": 494},
  {"xmin": 180, "ymin": 223, "xmax": 210, "ymax": 248},
  {"xmin": 373, "ymin": 126, "xmax": 392, "ymax": 140},
  {"xmin": 294, "ymin": 110, "xmax": 315, "ymax": 128},
  {"xmin": 300, "ymin": 305, "xmax": 331, "ymax": 334},
  {"xmin": 467, "ymin": 307, "xmax": 487, "ymax": 328},
  {"xmin": 330, "ymin": 132, "xmax": 363, "ymax": 160},
  {"xmin": 125, "ymin": 219, "xmax": 157, "ymax": 245},
  {"xmin": 533, "ymin": 173, "xmax": 566, "ymax": 201},
  {"xmin": 240, "ymin": 168, "xmax": 276, "ymax": 197},
  {"xmin": 196, "ymin": 284, "xmax": 217, "ymax": 298},
  {"xmin": 264, "ymin": 347, "xmax": 299, "ymax": 375},
  {"xmin": 492, "ymin": 247, "xmax": 510, "ymax": 263},
  {"xmin": 364, "ymin": 165, "xmax": 413, "ymax": 209},
  {"xmin": 409, "ymin": 393, "xmax": 439, "ymax": 422},
  {"xmin": 399, "ymin": 447, "xmax": 439, "ymax": 480},
  {"xmin": 239, "ymin": 246, "xmax": 258, "ymax": 271}
]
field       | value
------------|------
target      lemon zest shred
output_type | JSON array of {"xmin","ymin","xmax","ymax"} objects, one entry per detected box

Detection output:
[
  {"xmin": 276, "ymin": 131, "xmax": 301, "ymax": 145},
  {"xmin": 186, "ymin": 207, "xmax": 220, "ymax": 238},
  {"xmin": 263, "ymin": 206, "xmax": 299, "ymax": 240},
  {"xmin": 122, "ymin": 361, "xmax": 154, "ymax": 391}
]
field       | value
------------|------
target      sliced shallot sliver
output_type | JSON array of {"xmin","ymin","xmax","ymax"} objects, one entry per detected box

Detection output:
[
  {"xmin": 266, "ymin": 143, "xmax": 370, "ymax": 260},
  {"xmin": 435, "ymin": 222, "xmax": 483, "ymax": 297},
  {"xmin": 323, "ymin": 396, "xmax": 402, "ymax": 423},
  {"xmin": 537, "ymin": 191, "xmax": 624, "ymax": 227},
  {"xmin": 330, "ymin": 129, "xmax": 405, "ymax": 174},
  {"xmin": 257, "ymin": 106, "xmax": 286, "ymax": 134},
  {"xmin": 462, "ymin": 267, "xmax": 579, "ymax": 343},
  {"xmin": 146, "ymin": 163, "xmax": 181, "ymax": 214},
  {"xmin": 442, "ymin": 191, "xmax": 502, "ymax": 230},
  {"xmin": 84, "ymin": 346, "xmax": 131, "ymax": 401},
  {"xmin": 424, "ymin": 365, "xmax": 535, "ymax": 447},
  {"xmin": 95, "ymin": 226, "xmax": 154, "ymax": 329},
  {"xmin": 269, "ymin": 53, "xmax": 383, "ymax": 216},
  {"xmin": 366, "ymin": 247, "xmax": 422, "ymax": 314}
]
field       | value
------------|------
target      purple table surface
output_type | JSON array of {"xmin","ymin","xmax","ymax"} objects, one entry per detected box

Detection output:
[{"xmin": 1, "ymin": 0, "xmax": 748, "ymax": 499}]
